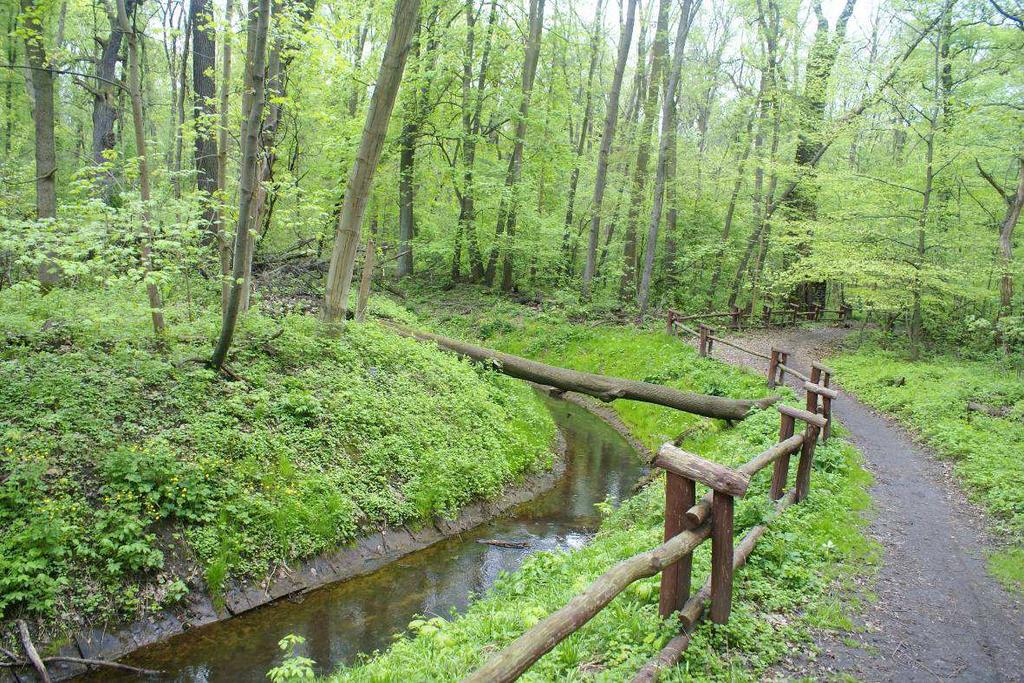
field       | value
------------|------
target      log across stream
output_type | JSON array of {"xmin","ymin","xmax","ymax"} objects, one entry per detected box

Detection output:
[{"xmin": 83, "ymin": 393, "xmax": 646, "ymax": 682}]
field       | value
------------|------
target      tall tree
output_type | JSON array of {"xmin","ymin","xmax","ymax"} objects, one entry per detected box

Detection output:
[
  {"xmin": 116, "ymin": 0, "xmax": 166, "ymax": 335},
  {"xmin": 618, "ymin": 0, "xmax": 670, "ymax": 302},
  {"xmin": 978, "ymin": 155, "xmax": 1024, "ymax": 316},
  {"xmin": 323, "ymin": 0, "xmax": 421, "ymax": 324},
  {"xmin": 581, "ymin": 0, "xmax": 637, "ymax": 297},
  {"xmin": 192, "ymin": 0, "xmax": 219, "ymax": 240},
  {"xmin": 637, "ymin": 0, "xmax": 698, "ymax": 316},
  {"xmin": 483, "ymin": 0, "xmax": 546, "ymax": 291},
  {"xmin": 211, "ymin": 0, "xmax": 273, "ymax": 367},
  {"xmin": 20, "ymin": 0, "xmax": 55, "ymax": 222}
]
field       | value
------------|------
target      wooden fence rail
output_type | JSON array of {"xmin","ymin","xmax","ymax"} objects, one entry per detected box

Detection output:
[
  {"xmin": 668, "ymin": 302, "xmax": 853, "ymax": 333},
  {"xmin": 463, "ymin": 403, "xmax": 828, "ymax": 683}
]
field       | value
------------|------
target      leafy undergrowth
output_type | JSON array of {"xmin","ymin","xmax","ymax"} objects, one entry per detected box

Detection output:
[
  {"xmin": 325, "ymin": 294, "xmax": 874, "ymax": 681},
  {"xmin": 830, "ymin": 343, "xmax": 1024, "ymax": 592},
  {"xmin": 0, "ymin": 286, "xmax": 555, "ymax": 633}
]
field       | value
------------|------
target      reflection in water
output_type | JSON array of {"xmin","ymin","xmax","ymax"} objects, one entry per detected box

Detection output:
[{"xmin": 95, "ymin": 395, "xmax": 646, "ymax": 682}]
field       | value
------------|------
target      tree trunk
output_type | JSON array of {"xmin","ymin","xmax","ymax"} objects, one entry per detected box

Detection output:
[
  {"xmin": 483, "ymin": 0, "xmax": 546, "ymax": 291},
  {"xmin": 979, "ymin": 156, "xmax": 1024, "ymax": 315},
  {"xmin": 559, "ymin": 0, "xmax": 604, "ymax": 279},
  {"xmin": 393, "ymin": 326, "xmax": 779, "ymax": 421},
  {"xmin": 192, "ymin": 0, "xmax": 219, "ymax": 241},
  {"xmin": 619, "ymin": 0, "xmax": 670, "ymax": 303},
  {"xmin": 91, "ymin": 0, "xmax": 140, "ymax": 199},
  {"xmin": 210, "ymin": 0, "xmax": 273, "ymax": 367},
  {"xmin": 216, "ymin": 0, "xmax": 234, "ymax": 314},
  {"xmin": 581, "ymin": 0, "xmax": 637, "ymax": 297},
  {"xmin": 789, "ymin": 0, "xmax": 857, "ymax": 309},
  {"xmin": 323, "ymin": 0, "xmax": 421, "ymax": 324},
  {"xmin": 637, "ymin": 0, "xmax": 696, "ymax": 317},
  {"xmin": 116, "ymin": 0, "xmax": 166, "ymax": 335},
  {"xmin": 20, "ymin": 0, "xmax": 56, "ymax": 221}
]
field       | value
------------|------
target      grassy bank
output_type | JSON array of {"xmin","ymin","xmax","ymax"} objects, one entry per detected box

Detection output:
[
  {"xmin": 830, "ymin": 342, "xmax": 1024, "ymax": 591},
  {"xmin": 320, "ymin": 294, "xmax": 875, "ymax": 681},
  {"xmin": 0, "ymin": 287, "xmax": 555, "ymax": 636}
]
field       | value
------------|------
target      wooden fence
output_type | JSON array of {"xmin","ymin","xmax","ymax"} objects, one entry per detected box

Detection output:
[
  {"xmin": 668, "ymin": 302, "xmax": 853, "ymax": 334},
  {"xmin": 463, "ymin": 333, "xmax": 840, "ymax": 682}
]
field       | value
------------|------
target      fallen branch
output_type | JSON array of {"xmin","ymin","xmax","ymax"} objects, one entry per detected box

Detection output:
[
  {"xmin": 390, "ymin": 326, "xmax": 779, "ymax": 421},
  {"xmin": 17, "ymin": 620, "xmax": 50, "ymax": 683},
  {"xmin": 0, "ymin": 656, "xmax": 162, "ymax": 676},
  {"xmin": 478, "ymin": 539, "xmax": 531, "ymax": 549}
]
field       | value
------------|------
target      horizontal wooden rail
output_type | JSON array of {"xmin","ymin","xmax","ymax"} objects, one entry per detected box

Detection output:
[
  {"xmin": 777, "ymin": 362, "xmax": 810, "ymax": 383},
  {"xmin": 462, "ymin": 520, "xmax": 713, "ymax": 683}
]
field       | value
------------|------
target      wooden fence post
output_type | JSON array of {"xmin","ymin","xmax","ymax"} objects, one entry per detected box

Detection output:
[
  {"xmin": 804, "ymin": 381, "xmax": 838, "ymax": 443},
  {"xmin": 666, "ymin": 310, "xmax": 675, "ymax": 335},
  {"xmin": 777, "ymin": 349, "xmax": 790, "ymax": 384},
  {"xmin": 811, "ymin": 361, "xmax": 834, "ymax": 388},
  {"xmin": 776, "ymin": 405, "xmax": 827, "ymax": 502},
  {"xmin": 730, "ymin": 306, "xmax": 740, "ymax": 330},
  {"xmin": 767, "ymin": 348, "xmax": 780, "ymax": 388},
  {"xmin": 769, "ymin": 410, "xmax": 796, "ymax": 500},
  {"xmin": 707, "ymin": 327, "xmax": 715, "ymax": 355},
  {"xmin": 659, "ymin": 472, "xmax": 695, "ymax": 618},
  {"xmin": 710, "ymin": 489, "xmax": 734, "ymax": 624},
  {"xmin": 762, "ymin": 306, "xmax": 772, "ymax": 328},
  {"xmin": 698, "ymin": 325, "xmax": 708, "ymax": 357}
]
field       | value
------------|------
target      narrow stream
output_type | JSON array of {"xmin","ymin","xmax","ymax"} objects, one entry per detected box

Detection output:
[{"xmin": 100, "ymin": 395, "xmax": 646, "ymax": 681}]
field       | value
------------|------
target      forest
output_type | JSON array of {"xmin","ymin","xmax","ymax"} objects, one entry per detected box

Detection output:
[{"xmin": 1, "ymin": 0, "xmax": 1023, "ymax": 679}]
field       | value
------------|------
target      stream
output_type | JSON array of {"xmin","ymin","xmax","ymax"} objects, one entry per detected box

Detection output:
[{"xmin": 96, "ymin": 394, "xmax": 646, "ymax": 681}]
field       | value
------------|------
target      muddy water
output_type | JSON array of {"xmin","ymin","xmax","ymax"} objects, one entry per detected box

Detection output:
[{"xmin": 105, "ymin": 395, "xmax": 646, "ymax": 681}]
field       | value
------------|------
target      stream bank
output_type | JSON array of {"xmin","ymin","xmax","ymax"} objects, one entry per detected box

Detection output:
[{"xmin": 62, "ymin": 393, "xmax": 646, "ymax": 681}]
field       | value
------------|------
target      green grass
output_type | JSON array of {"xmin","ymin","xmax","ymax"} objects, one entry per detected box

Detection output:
[
  {"xmin": 320, "ymin": 297, "xmax": 875, "ymax": 681},
  {"xmin": 829, "ymin": 344, "xmax": 1024, "ymax": 592},
  {"xmin": 0, "ymin": 286, "xmax": 555, "ymax": 630}
]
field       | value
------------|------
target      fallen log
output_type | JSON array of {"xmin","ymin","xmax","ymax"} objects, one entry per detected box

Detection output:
[
  {"xmin": 966, "ymin": 401, "xmax": 1013, "ymax": 418},
  {"xmin": 17, "ymin": 620, "xmax": 50, "ymax": 683},
  {"xmin": 479, "ymin": 539, "xmax": 531, "ymax": 549},
  {"xmin": 391, "ymin": 327, "xmax": 779, "ymax": 421}
]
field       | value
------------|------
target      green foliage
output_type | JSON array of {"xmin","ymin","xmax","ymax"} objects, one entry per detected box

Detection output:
[
  {"xmin": 831, "ymin": 341, "xmax": 1024, "ymax": 591},
  {"xmin": 0, "ymin": 286, "xmax": 554, "ymax": 625},
  {"xmin": 268, "ymin": 634, "xmax": 317, "ymax": 683},
  {"xmin": 326, "ymin": 310, "xmax": 874, "ymax": 681}
]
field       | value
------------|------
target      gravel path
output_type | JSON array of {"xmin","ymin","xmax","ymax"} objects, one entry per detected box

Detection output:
[{"xmin": 693, "ymin": 325, "xmax": 1024, "ymax": 682}]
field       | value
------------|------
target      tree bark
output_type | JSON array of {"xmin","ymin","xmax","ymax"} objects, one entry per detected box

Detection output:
[
  {"xmin": 20, "ymin": 0, "xmax": 56, "ymax": 222},
  {"xmin": 192, "ymin": 0, "xmax": 219, "ymax": 241},
  {"xmin": 581, "ymin": 0, "xmax": 637, "ymax": 297},
  {"xmin": 210, "ymin": 0, "xmax": 273, "ymax": 367},
  {"xmin": 216, "ymin": 0, "xmax": 234, "ymax": 314},
  {"xmin": 393, "ymin": 326, "xmax": 779, "ymax": 420},
  {"xmin": 323, "ymin": 0, "xmax": 420, "ymax": 324},
  {"xmin": 116, "ymin": 0, "xmax": 166, "ymax": 335},
  {"xmin": 483, "ymin": 0, "xmax": 546, "ymax": 291},
  {"xmin": 637, "ymin": 0, "xmax": 697, "ymax": 317},
  {"xmin": 979, "ymin": 156, "xmax": 1024, "ymax": 315},
  {"xmin": 91, "ymin": 0, "xmax": 140, "ymax": 199}
]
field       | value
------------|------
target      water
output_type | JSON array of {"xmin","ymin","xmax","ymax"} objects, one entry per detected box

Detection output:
[{"xmin": 97, "ymin": 394, "xmax": 646, "ymax": 681}]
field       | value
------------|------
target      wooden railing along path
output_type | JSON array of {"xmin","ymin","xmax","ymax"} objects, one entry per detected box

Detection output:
[
  {"xmin": 668, "ymin": 302, "xmax": 853, "ymax": 334},
  {"xmin": 463, "ymin": 324, "xmax": 841, "ymax": 682}
]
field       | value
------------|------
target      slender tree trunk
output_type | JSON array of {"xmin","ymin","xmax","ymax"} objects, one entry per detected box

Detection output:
[
  {"xmin": 581, "ymin": 0, "xmax": 637, "ymax": 297},
  {"xmin": 559, "ymin": 0, "xmax": 604, "ymax": 279},
  {"xmin": 116, "ymin": 0, "xmax": 166, "ymax": 335},
  {"xmin": 637, "ymin": 0, "xmax": 697, "ymax": 316},
  {"xmin": 619, "ymin": 0, "xmax": 670, "ymax": 303},
  {"xmin": 210, "ymin": 0, "xmax": 272, "ymax": 367},
  {"xmin": 172, "ymin": 13, "xmax": 191, "ymax": 199},
  {"xmin": 216, "ymin": 0, "xmax": 234, "ymax": 314},
  {"xmin": 980, "ymin": 156, "xmax": 1024, "ymax": 316},
  {"xmin": 483, "ymin": 0, "xmax": 546, "ymax": 291},
  {"xmin": 705, "ymin": 105, "xmax": 756, "ymax": 308},
  {"xmin": 323, "ymin": 0, "xmax": 421, "ymax": 324}
]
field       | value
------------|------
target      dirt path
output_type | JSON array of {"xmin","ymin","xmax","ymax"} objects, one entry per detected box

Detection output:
[{"xmin": 697, "ymin": 325, "xmax": 1024, "ymax": 682}]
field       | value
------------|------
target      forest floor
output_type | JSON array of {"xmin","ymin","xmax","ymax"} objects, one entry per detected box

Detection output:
[{"xmin": 704, "ymin": 325, "xmax": 1024, "ymax": 682}]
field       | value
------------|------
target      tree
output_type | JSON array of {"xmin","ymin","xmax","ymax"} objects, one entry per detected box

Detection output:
[
  {"xmin": 581, "ymin": 0, "xmax": 637, "ymax": 298},
  {"xmin": 978, "ymin": 155, "xmax": 1024, "ymax": 315},
  {"xmin": 323, "ymin": 0, "xmax": 421, "ymax": 324},
  {"xmin": 637, "ymin": 0, "xmax": 698, "ymax": 316},
  {"xmin": 19, "ymin": 0, "xmax": 55, "ymax": 222},
  {"xmin": 210, "ymin": 0, "xmax": 273, "ymax": 368},
  {"xmin": 192, "ymin": 0, "xmax": 219, "ymax": 241},
  {"xmin": 116, "ymin": 0, "xmax": 166, "ymax": 335},
  {"xmin": 483, "ymin": 0, "xmax": 546, "ymax": 291}
]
